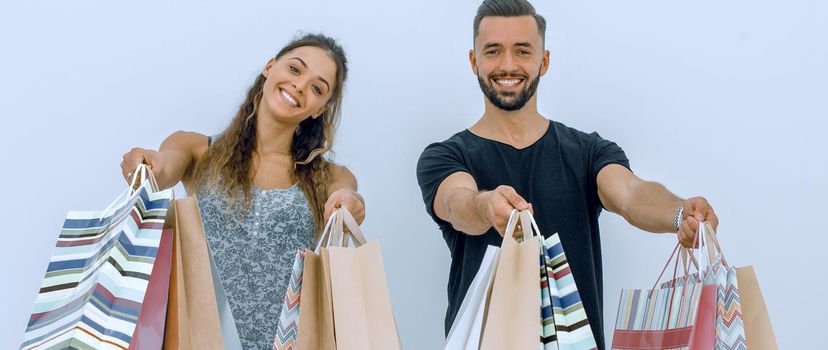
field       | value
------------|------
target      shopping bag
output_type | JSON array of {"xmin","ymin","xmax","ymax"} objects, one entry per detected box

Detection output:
[
  {"xmin": 479, "ymin": 210, "xmax": 541, "ymax": 350},
  {"xmin": 326, "ymin": 207, "xmax": 402, "ymax": 350},
  {"xmin": 612, "ymin": 223, "xmax": 722, "ymax": 349},
  {"xmin": 162, "ymin": 196, "xmax": 224, "ymax": 350},
  {"xmin": 272, "ymin": 251, "xmax": 305, "ymax": 350},
  {"xmin": 697, "ymin": 225, "xmax": 747, "ymax": 349},
  {"xmin": 444, "ymin": 245, "xmax": 500, "ymax": 350},
  {"xmin": 209, "ymin": 243, "xmax": 243, "ymax": 350},
  {"xmin": 20, "ymin": 165, "xmax": 173, "ymax": 349},
  {"xmin": 538, "ymin": 222, "xmax": 598, "ymax": 349},
  {"xmin": 295, "ymin": 213, "xmax": 339, "ymax": 350},
  {"xmin": 735, "ymin": 266, "xmax": 777, "ymax": 349},
  {"xmin": 129, "ymin": 223, "xmax": 174, "ymax": 350}
]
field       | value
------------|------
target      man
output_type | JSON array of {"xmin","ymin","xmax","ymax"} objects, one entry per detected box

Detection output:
[{"xmin": 415, "ymin": 0, "xmax": 719, "ymax": 347}]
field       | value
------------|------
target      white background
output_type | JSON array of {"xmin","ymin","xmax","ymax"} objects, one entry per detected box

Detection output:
[{"xmin": 1, "ymin": 0, "xmax": 825, "ymax": 348}]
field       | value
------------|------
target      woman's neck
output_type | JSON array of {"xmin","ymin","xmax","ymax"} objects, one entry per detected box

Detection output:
[{"xmin": 255, "ymin": 106, "xmax": 296, "ymax": 156}]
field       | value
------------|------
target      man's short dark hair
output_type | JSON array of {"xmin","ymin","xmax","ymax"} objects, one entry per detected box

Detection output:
[{"xmin": 473, "ymin": 0, "xmax": 546, "ymax": 45}]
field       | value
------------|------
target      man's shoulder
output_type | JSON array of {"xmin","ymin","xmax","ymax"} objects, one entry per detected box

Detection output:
[
  {"xmin": 549, "ymin": 120, "xmax": 609, "ymax": 149},
  {"xmin": 420, "ymin": 129, "xmax": 476, "ymax": 155},
  {"xmin": 550, "ymin": 120, "xmax": 598, "ymax": 140}
]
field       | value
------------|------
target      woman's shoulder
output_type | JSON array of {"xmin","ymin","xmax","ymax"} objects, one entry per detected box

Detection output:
[{"xmin": 166, "ymin": 130, "xmax": 210, "ymax": 158}]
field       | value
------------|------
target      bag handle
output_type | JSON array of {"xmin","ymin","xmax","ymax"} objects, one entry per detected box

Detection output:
[
  {"xmin": 687, "ymin": 221, "xmax": 729, "ymax": 278},
  {"xmin": 657, "ymin": 221, "xmax": 722, "ymax": 289},
  {"xmin": 701, "ymin": 222, "xmax": 728, "ymax": 266},
  {"xmin": 651, "ymin": 243, "xmax": 682, "ymax": 290},
  {"xmin": 502, "ymin": 209, "xmax": 539, "ymax": 242},
  {"xmin": 337, "ymin": 206, "xmax": 367, "ymax": 247},
  {"xmin": 652, "ymin": 222, "xmax": 705, "ymax": 290},
  {"xmin": 315, "ymin": 209, "xmax": 340, "ymax": 253},
  {"xmin": 100, "ymin": 163, "xmax": 158, "ymax": 219},
  {"xmin": 521, "ymin": 210, "xmax": 543, "ymax": 239},
  {"xmin": 313, "ymin": 207, "xmax": 367, "ymax": 252}
]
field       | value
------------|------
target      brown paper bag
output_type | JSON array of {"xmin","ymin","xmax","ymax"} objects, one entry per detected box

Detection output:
[
  {"xmin": 479, "ymin": 210, "xmax": 541, "ymax": 350},
  {"xmin": 296, "ymin": 247, "xmax": 337, "ymax": 350},
  {"xmin": 328, "ymin": 240, "xmax": 402, "ymax": 350},
  {"xmin": 736, "ymin": 266, "xmax": 778, "ymax": 350},
  {"xmin": 163, "ymin": 197, "xmax": 224, "ymax": 349}
]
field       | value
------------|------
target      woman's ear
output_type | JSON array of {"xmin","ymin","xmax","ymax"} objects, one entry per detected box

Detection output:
[
  {"xmin": 312, "ymin": 105, "xmax": 328, "ymax": 119},
  {"xmin": 262, "ymin": 58, "xmax": 276, "ymax": 77}
]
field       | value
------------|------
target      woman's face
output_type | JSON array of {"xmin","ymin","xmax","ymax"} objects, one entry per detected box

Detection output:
[{"xmin": 260, "ymin": 46, "xmax": 338, "ymax": 124}]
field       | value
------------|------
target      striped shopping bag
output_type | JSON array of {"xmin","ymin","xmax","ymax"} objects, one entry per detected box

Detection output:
[
  {"xmin": 272, "ymin": 251, "xmax": 304, "ymax": 350},
  {"xmin": 540, "ymin": 232, "xmax": 598, "ymax": 349},
  {"xmin": 675, "ymin": 264, "xmax": 746, "ymax": 350},
  {"xmin": 613, "ymin": 276, "xmax": 716, "ymax": 350},
  {"xmin": 20, "ymin": 166, "xmax": 173, "ymax": 350},
  {"xmin": 691, "ymin": 224, "xmax": 747, "ymax": 350},
  {"xmin": 612, "ymin": 224, "xmax": 726, "ymax": 350},
  {"xmin": 272, "ymin": 208, "xmax": 346, "ymax": 350}
]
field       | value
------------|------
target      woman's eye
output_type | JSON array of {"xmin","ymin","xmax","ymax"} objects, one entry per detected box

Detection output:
[
  {"xmin": 313, "ymin": 85, "xmax": 322, "ymax": 95},
  {"xmin": 289, "ymin": 65, "xmax": 300, "ymax": 73}
]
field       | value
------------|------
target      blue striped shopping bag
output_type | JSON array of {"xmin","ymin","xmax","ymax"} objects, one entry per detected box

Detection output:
[
  {"xmin": 20, "ymin": 166, "xmax": 173, "ymax": 350},
  {"xmin": 525, "ymin": 210, "xmax": 598, "ymax": 350}
]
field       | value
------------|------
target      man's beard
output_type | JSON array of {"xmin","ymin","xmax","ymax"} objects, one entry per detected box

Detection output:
[{"xmin": 477, "ymin": 71, "xmax": 541, "ymax": 112}]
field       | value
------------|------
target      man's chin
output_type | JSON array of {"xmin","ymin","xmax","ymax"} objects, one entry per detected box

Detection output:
[
  {"xmin": 495, "ymin": 91, "xmax": 518, "ymax": 98},
  {"xmin": 491, "ymin": 100, "xmax": 526, "ymax": 112}
]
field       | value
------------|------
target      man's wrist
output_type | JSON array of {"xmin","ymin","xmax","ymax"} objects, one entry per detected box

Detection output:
[
  {"xmin": 471, "ymin": 190, "xmax": 491, "ymax": 226},
  {"xmin": 673, "ymin": 201, "xmax": 685, "ymax": 232}
]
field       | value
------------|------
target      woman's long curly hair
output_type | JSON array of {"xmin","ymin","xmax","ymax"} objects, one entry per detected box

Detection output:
[{"xmin": 189, "ymin": 33, "xmax": 348, "ymax": 235}]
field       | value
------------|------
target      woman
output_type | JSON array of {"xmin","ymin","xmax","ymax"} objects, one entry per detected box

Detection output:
[{"xmin": 120, "ymin": 33, "xmax": 364, "ymax": 349}]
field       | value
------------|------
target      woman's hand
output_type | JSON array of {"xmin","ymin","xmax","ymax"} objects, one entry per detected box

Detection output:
[
  {"xmin": 324, "ymin": 188, "xmax": 365, "ymax": 225},
  {"xmin": 120, "ymin": 148, "xmax": 163, "ymax": 184}
]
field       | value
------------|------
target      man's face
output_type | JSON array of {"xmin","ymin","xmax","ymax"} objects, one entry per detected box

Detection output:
[{"xmin": 471, "ymin": 16, "xmax": 549, "ymax": 111}]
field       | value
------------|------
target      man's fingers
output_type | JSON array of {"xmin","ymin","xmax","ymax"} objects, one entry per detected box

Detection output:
[
  {"xmin": 499, "ymin": 186, "xmax": 529, "ymax": 210},
  {"xmin": 688, "ymin": 216, "xmax": 700, "ymax": 233},
  {"xmin": 708, "ymin": 207, "xmax": 719, "ymax": 231},
  {"xmin": 682, "ymin": 216, "xmax": 701, "ymax": 242},
  {"xmin": 679, "ymin": 219, "xmax": 695, "ymax": 248},
  {"xmin": 494, "ymin": 217, "xmax": 507, "ymax": 236},
  {"xmin": 687, "ymin": 197, "xmax": 710, "ymax": 221}
]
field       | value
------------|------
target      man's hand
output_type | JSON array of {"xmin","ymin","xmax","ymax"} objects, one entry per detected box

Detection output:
[
  {"xmin": 678, "ymin": 196, "xmax": 719, "ymax": 248},
  {"xmin": 474, "ymin": 185, "xmax": 532, "ymax": 236}
]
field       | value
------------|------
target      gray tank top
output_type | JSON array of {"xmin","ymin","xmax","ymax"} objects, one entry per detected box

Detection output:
[{"xmin": 197, "ymin": 138, "xmax": 314, "ymax": 350}]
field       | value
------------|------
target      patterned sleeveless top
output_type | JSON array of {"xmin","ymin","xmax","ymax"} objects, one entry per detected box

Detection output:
[{"xmin": 198, "ymin": 138, "xmax": 314, "ymax": 350}]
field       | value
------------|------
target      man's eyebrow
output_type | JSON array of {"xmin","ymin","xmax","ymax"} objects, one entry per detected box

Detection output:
[{"xmin": 481, "ymin": 42, "xmax": 503, "ymax": 50}]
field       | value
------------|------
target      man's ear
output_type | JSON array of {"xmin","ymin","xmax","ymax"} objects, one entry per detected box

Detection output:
[
  {"xmin": 469, "ymin": 49, "xmax": 479, "ymax": 75},
  {"xmin": 539, "ymin": 49, "xmax": 550, "ymax": 76}
]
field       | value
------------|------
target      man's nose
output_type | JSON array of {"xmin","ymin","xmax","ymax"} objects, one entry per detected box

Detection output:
[{"xmin": 499, "ymin": 53, "xmax": 518, "ymax": 72}]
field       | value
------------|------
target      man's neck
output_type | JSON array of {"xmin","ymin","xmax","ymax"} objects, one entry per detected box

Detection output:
[{"xmin": 469, "ymin": 98, "xmax": 549, "ymax": 149}]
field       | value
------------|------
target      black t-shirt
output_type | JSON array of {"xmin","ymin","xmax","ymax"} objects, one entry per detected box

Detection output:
[{"xmin": 416, "ymin": 120, "xmax": 630, "ymax": 349}]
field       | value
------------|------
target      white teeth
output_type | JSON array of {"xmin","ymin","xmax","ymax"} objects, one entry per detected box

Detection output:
[
  {"xmin": 281, "ymin": 89, "xmax": 298, "ymax": 107},
  {"xmin": 494, "ymin": 79, "xmax": 522, "ymax": 87}
]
